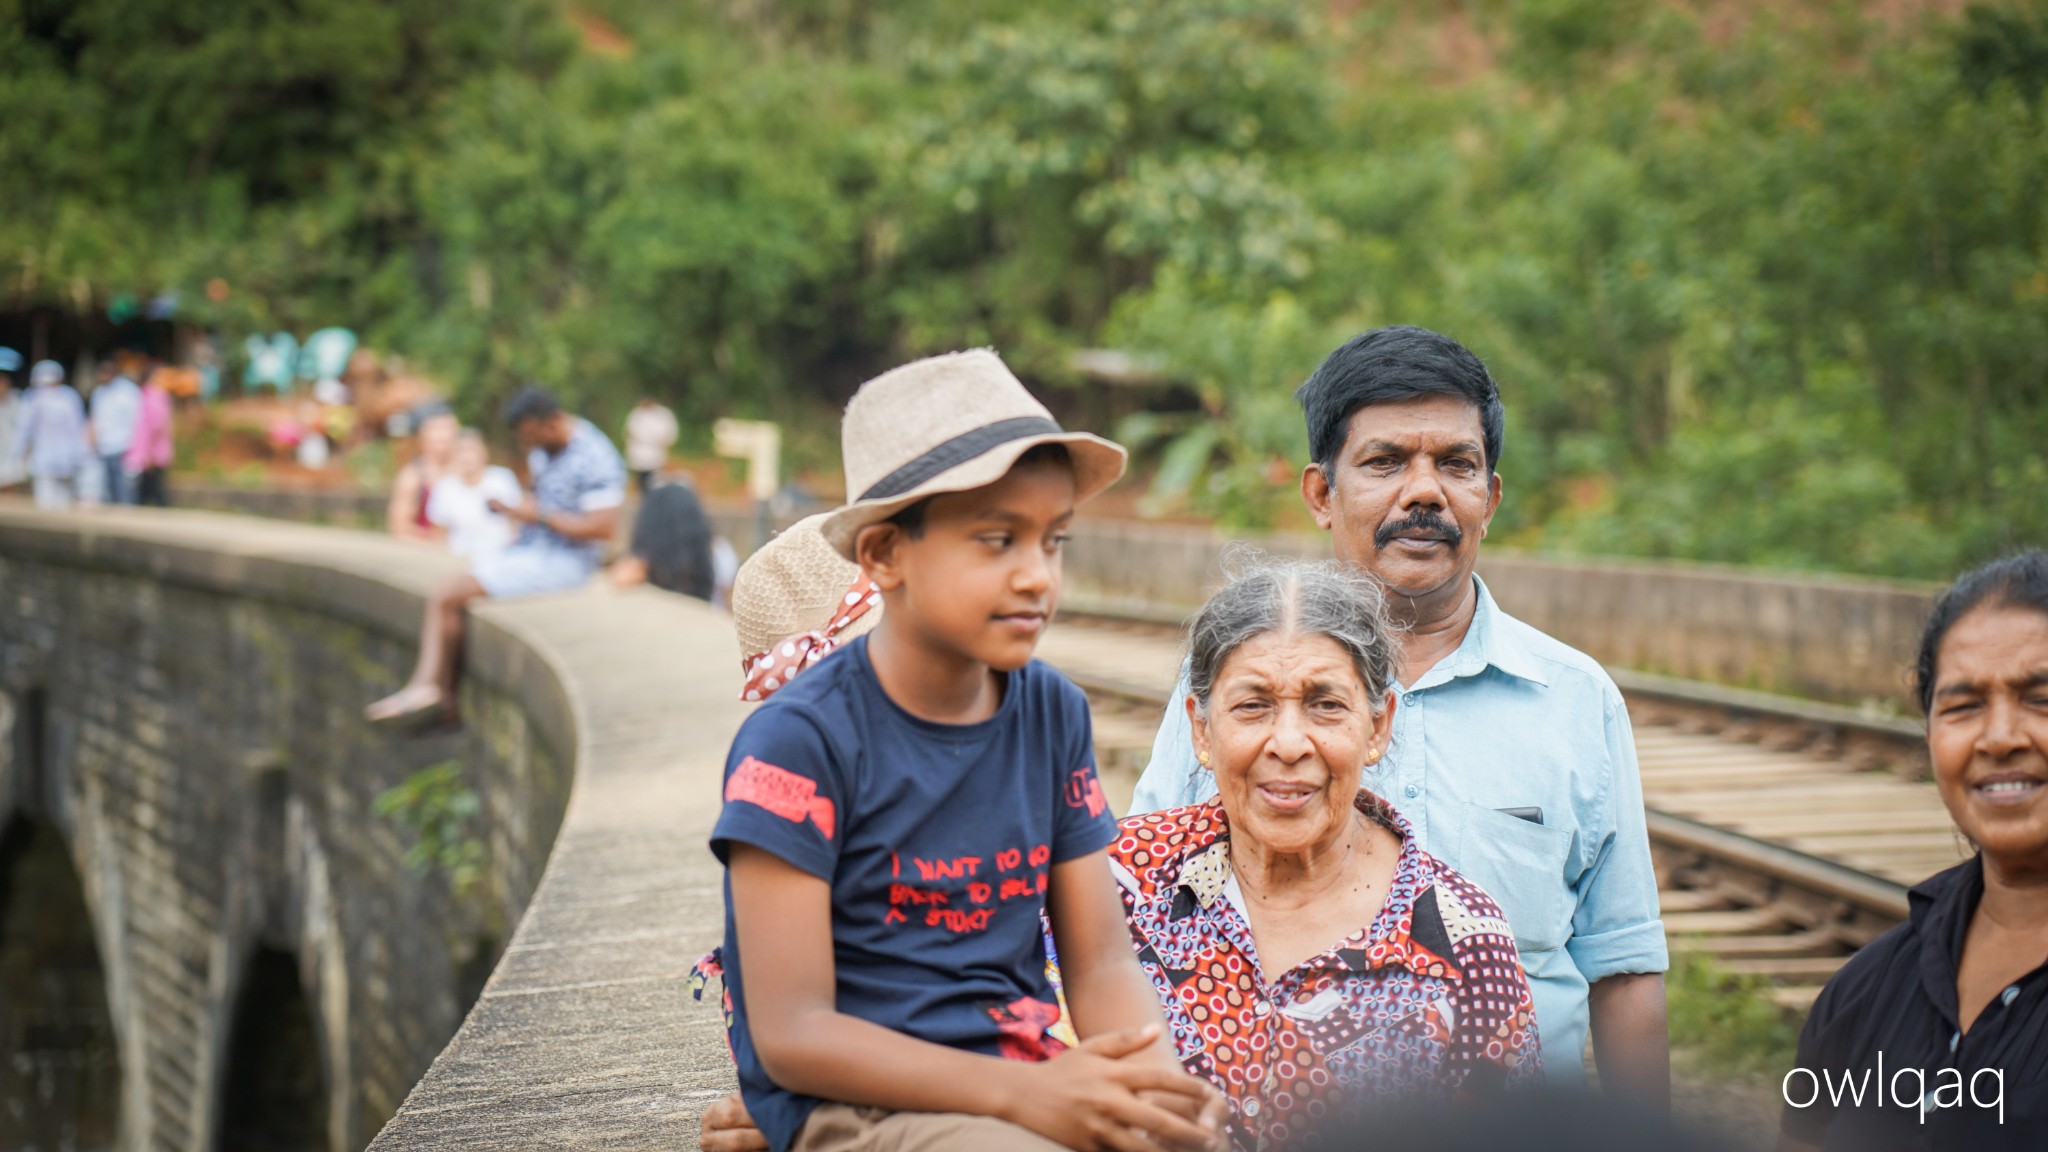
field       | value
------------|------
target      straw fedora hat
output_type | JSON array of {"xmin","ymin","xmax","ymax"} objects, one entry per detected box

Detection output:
[
  {"xmin": 818, "ymin": 350, "xmax": 1127, "ymax": 559},
  {"xmin": 733, "ymin": 513, "xmax": 881, "ymax": 664}
]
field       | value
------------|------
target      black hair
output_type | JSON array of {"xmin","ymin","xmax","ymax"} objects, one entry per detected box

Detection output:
[
  {"xmin": 882, "ymin": 442, "xmax": 1075, "ymax": 539},
  {"xmin": 502, "ymin": 385, "xmax": 561, "ymax": 429},
  {"xmin": 1294, "ymin": 326, "xmax": 1505, "ymax": 481},
  {"xmin": 1915, "ymin": 549, "xmax": 2048, "ymax": 714},
  {"xmin": 630, "ymin": 483, "xmax": 717, "ymax": 602}
]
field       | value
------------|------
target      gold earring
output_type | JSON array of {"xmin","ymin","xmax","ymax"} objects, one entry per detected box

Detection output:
[{"xmin": 1196, "ymin": 751, "xmax": 1210, "ymax": 768}]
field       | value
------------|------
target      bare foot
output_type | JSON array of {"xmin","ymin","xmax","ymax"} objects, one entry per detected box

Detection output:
[{"xmin": 365, "ymin": 684, "xmax": 444, "ymax": 724}]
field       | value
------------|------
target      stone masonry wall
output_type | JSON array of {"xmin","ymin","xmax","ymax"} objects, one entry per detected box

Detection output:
[
  {"xmin": 1054, "ymin": 519, "xmax": 1938, "ymax": 711},
  {"xmin": 0, "ymin": 515, "xmax": 569, "ymax": 1151}
]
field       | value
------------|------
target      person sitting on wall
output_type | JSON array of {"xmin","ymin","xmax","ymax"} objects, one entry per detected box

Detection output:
[
  {"xmin": 365, "ymin": 386, "xmax": 625, "ymax": 726},
  {"xmin": 610, "ymin": 480, "xmax": 719, "ymax": 602},
  {"xmin": 697, "ymin": 350, "xmax": 1225, "ymax": 1152},
  {"xmin": 387, "ymin": 405, "xmax": 460, "ymax": 542},
  {"xmin": 426, "ymin": 428, "xmax": 523, "ymax": 562},
  {"xmin": 1779, "ymin": 551, "xmax": 2048, "ymax": 1151},
  {"xmin": 1127, "ymin": 326, "xmax": 1670, "ymax": 1102},
  {"xmin": 700, "ymin": 555, "xmax": 1542, "ymax": 1152},
  {"xmin": 721, "ymin": 511, "xmax": 881, "ymax": 702}
]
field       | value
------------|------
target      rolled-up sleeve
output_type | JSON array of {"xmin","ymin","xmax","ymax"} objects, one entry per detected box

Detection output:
[{"xmin": 1565, "ymin": 692, "xmax": 1669, "ymax": 982}]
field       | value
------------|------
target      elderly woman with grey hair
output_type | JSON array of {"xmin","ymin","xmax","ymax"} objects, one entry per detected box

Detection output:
[
  {"xmin": 702, "ymin": 557, "xmax": 1537, "ymax": 1152},
  {"xmin": 1104, "ymin": 557, "xmax": 1538, "ymax": 1148}
]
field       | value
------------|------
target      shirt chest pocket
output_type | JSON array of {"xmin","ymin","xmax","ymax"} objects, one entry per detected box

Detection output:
[{"xmin": 1453, "ymin": 802, "xmax": 1575, "ymax": 956}]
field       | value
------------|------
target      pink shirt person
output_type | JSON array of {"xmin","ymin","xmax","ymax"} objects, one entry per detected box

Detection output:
[{"xmin": 123, "ymin": 378, "xmax": 174, "ymax": 473}]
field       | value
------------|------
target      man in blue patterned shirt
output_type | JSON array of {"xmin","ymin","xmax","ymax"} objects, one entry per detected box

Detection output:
[
  {"xmin": 367, "ymin": 386, "xmax": 625, "ymax": 726},
  {"xmin": 1128, "ymin": 327, "xmax": 1670, "ymax": 1105}
]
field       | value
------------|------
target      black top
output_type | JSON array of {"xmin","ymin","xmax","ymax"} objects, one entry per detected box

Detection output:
[{"xmin": 1782, "ymin": 856, "xmax": 2048, "ymax": 1150}]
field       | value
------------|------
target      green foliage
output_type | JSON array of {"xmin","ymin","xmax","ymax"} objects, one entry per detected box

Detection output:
[
  {"xmin": 1665, "ymin": 951, "xmax": 1800, "ymax": 1080},
  {"xmin": 1095, "ymin": 0, "xmax": 2048, "ymax": 567},
  {"xmin": 7, "ymin": 0, "xmax": 2047, "ymax": 576},
  {"xmin": 375, "ymin": 761, "xmax": 488, "ymax": 899},
  {"xmin": 1957, "ymin": 2, "xmax": 2048, "ymax": 103}
]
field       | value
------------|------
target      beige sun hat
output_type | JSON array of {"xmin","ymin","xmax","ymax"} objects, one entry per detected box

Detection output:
[
  {"xmin": 818, "ymin": 349, "xmax": 1128, "ymax": 559},
  {"xmin": 733, "ymin": 513, "xmax": 882, "ymax": 665}
]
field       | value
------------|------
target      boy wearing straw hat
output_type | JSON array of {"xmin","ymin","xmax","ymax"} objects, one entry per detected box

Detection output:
[{"xmin": 707, "ymin": 351, "xmax": 1224, "ymax": 1152}]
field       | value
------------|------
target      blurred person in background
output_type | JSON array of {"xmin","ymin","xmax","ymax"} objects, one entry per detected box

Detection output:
[
  {"xmin": 388, "ymin": 404, "xmax": 460, "ymax": 541},
  {"xmin": 1779, "ymin": 551, "xmax": 2048, "ymax": 1151},
  {"xmin": 89, "ymin": 357, "xmax": 142, "ymax": 504},
  {"xmin": 10, "ymin": 360, "xmax": 91, "ymax": 510},
  {"xmin": 624, "ymin": 394, "xmax": 679, "ymax": 495},
  {"xmin": 711, "ymin": 534, "xmax": 740, "ymax": 609},
  {"xmin": 124, "ymin": 364, "xmax": 176, "ymax": 506},
  {"xmin": 365, "ymin": 386, "xmax": 625, "ymax": 726},
  {"xmin": 610, "ymin": 480, "xmax": 718, "ymax": 601},
  {"xmin": 722, "ymin": 512, "xmax": 879, "ymax": 703},
  {"xmin": 426, "ymin": 428, "xmax": 522, "ymax": 561},
  {"xmin": 0, "ymin": 348, "xmax": 23, "ymax": 490}
]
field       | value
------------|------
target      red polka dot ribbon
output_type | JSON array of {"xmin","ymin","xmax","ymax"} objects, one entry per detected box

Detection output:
[{"xmin": 739, "ymin": 576, "xmax": 882, "ymax": 702}]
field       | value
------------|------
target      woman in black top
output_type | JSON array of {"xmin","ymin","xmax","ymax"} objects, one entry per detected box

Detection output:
[
  {"xmin": 611, "ymin": 481, "xmax": 717, "ymax": 602},
  {"xmin": 1781, "ymin": 551, "xmax": 2048, "ymax": 1151}
]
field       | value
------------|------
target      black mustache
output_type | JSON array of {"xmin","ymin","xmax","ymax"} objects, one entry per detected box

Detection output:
[{"xmin": 1374, "ymin": 511, "xmax": 1464, "ymax": 551}]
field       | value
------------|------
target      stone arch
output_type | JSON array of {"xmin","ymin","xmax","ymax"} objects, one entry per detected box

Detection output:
[
  {"xmin": 1, "ymin": 683, "xmax": 48, "ymax": 818},
  {"xmin": 284, "ymin": 798, "xmax": 356, "ymax": 1152},
  {"xmin": 216, "ymin": 944, "xmax": 327, "ymax": 1152},
  {"xmin": 0, "ymin": 812, "xmax": 122, "ymax": 1151}
]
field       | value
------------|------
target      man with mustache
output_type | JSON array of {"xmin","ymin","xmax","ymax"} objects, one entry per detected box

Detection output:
[{"xmin": 1130, "ymin": 326, "xmax": 1669, "ymax": 1105}]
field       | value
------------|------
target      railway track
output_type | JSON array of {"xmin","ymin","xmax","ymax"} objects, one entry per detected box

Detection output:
[{"xmin": 1038, "ymin": 614, "xmax": 1951, "ymax": 1015}]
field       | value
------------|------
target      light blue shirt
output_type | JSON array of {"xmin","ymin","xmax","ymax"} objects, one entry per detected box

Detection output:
[
  {"xmin": 90, "ymin": 376, "xmax": 142, "ymax": 455},
  {"xmin": 1127, "ymin": 575, "xmax": 1668, "ymax": 1086}
]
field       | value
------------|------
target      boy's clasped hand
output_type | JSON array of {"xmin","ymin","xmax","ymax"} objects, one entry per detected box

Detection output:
[{"xmin": 1004, "ymin": 1025, "xmax": 1227, "ymax": 1152}]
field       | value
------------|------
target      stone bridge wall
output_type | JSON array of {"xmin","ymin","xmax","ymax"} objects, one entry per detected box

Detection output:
[
  {"xmin": 0, "ymin": 507, "xmax": 745, "ymax": 1150},
  {"xmin": 1052, "ymin": 520, "xmax": 1940, "ymax": 711}
]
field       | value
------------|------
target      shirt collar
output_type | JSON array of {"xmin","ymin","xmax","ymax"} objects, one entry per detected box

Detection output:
[
  {"xmin": 1407, "ymin": 573, "xmax": 1550, "ymax": 691},
  {"xmin": 1171, "ymin": 791, "xmax": 1458, "ymax": 982},
  {"xmin": 1908, "ymin": 854, "xmax": 1983, "ymax": 1022}
]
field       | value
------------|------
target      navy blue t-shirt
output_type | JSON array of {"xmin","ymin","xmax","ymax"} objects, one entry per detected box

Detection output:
[{"xmin": 710, "ymin": 635, "xmax": 1117, "ymax": 1152}]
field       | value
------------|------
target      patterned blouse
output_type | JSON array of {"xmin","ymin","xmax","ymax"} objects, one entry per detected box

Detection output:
[{"xmin": 1108, "ymin": 791, "xmax": 1540, "ymax": 1150}]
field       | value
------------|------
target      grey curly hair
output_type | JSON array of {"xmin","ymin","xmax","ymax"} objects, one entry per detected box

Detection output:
[{"xmin": 1186, "ymin": 554, "xmax": 1400, "ymax": 718}]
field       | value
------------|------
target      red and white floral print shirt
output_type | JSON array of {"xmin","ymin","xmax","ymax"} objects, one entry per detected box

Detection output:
[{"xmin": 1108, "ymin": 791, "xmax": 1541, "ymax": 1150}]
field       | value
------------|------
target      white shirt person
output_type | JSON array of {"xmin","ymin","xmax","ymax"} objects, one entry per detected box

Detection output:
[{"xmin": 427, "ymin": 431, "xmax": 523, "ymax": 560}]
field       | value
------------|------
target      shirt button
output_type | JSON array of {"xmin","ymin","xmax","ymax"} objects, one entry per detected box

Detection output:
[
  {"xmin": 1950, "ymin": 1030, "xmax": 1960, "ymax": 1054},
  {"xmin": 1402, "ymin": 693, "xmax": 1417, "ymax": 707},
  {"xmin": 1243, "ymin": 1099, "xmax": 1259, "ymax": 1117},
  {"xmin": 1404, "ymin": 784, "xmax": 1419, "ymax": 799},
  {"xmin": 2002, "ymin": 985, "xmax": 2021, "ymax": 1006}
]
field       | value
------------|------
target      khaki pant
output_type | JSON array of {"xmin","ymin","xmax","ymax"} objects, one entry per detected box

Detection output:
[{"xmin": 792, "ymin": 1104, "xmax": 1066, "ymax": 1152}]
